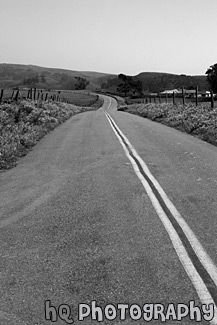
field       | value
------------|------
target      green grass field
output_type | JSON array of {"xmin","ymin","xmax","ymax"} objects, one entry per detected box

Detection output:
[{"xmin": 53, "ymin": 90, "xmax": 99, "ymax": 106}]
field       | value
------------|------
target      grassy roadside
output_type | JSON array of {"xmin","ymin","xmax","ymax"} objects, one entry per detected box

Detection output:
[
  {"xmin": 118, "ymin": 103, "xmax": 217, "ymax": 146},
  {"xmin": 0, "ymin": 96, "xmax": 103, "ymax": 171}
]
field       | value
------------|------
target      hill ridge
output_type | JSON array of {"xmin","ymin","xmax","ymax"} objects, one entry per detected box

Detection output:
[{"xmin": 0, "ymin": 63, "xmax": 208, "ymax": 93}]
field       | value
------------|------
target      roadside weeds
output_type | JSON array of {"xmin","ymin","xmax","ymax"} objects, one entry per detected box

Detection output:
[
  {"xmin": 0, "ymin": 98, "xmax": 103, "ymax": 171},
  {"xmin": 118, "ymin": 103, "xmax": 217, "ymax": 147}
]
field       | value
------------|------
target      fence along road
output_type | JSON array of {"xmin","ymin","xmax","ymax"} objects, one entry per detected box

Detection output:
[{"xmin": 0, "ymin": 95, "xmax": 217, "ymax": 323}]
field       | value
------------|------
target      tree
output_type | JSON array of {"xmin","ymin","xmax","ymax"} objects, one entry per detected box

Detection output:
[
  {"xmin": 132, "ymin": 80, "xmax": 143, "ymax": 96},
  {"xmin": 117, "ymin": 74, "xmax": 143, "ymax": 97},
  {"xmin": 23, "ymin": 75, "xmax": 39, "ymax": 87},
  {"xmin": 206, "ymin": 63, "xmax": 217, "ymax": 93},
  {"xmin": 75, "ymin": 77, "xmax": 89, "ymax": 90},
  {"xmin": 40, "ymin": 74, "xmax": 46, "ymax": 83},
  {"xmin": 117, "ymin": 74, "xmax": 132, "ymax": 97}
]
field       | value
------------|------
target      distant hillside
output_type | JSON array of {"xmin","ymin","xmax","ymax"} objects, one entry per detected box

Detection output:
[
  {"xmin": 0, "ymin": 63, "xmax": 115, "ymax": 90},
  {"xmin": 101, "ymin": 72, "xmax": 208, "ymax": 94},
  {"xmin": 0, "ymin": 64, "xmax": 208, "ymax": 94},
  {"xmin": 134, "ymin": 72, "xmax": 208, "ymax": 93}
]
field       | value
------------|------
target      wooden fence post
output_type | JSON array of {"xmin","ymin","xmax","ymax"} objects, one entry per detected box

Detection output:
[
  {"xmin": 0, "ymin": 89, "xmax": 4, "ymax": 103},
  {"xmin": 11, "ymin": 91, "xmax": 14, "ymax": 100},
  {"xmin": 45, "ymin": 93, "xmax": 48, "ymax": 101},
  {"xmin": 14, "ymin": 90, "xmax": 19, "ymax": 101},
  {"xmin": 41, "ymin": 93, "xmax": 44, "ymax": 101},
  {"xmin": 196, "ymin": 86, "xmax": 198, "ymax": 107},
  {"xmin": 182, "ymin": 87, "xmax": 185, "ymax": 106},
  {"xmin": 33, "ymin": 88, "xmax": 36, "ymax": 100},
  {"xmin": 173, "ymin": 91, "xmax": 176, "ymax": 105},
  {"xmin": 211, "ymin": 90, "xmax": 214, "ymax": 108}
]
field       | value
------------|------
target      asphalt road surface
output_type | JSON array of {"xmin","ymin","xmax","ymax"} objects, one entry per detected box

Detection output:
[{"xmin": 1, "ymin": 95, "xmax": 217, "ymax": 325}]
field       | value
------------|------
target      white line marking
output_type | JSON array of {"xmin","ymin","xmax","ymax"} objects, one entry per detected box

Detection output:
[
  {"xmin": 108, "ymin": 112, "xmax": 217, "ymax": 286},
  {"xmin": 102, "ymin": 96, "xmax": 112, "ymax": 112},
  {"xmin": 107, "ymin": 97, "xmax": 112, "ymax": 110},
  {"xmin": 105, "ymin": 110, "xmax": 217, "ymax": 324}
]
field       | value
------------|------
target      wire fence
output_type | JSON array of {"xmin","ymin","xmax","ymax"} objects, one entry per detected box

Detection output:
[
  {"xmin": 0, "ymin": 86, "xmax": 216, "ymax": 109},
  {"xmin": 141, "ymin": 87, "xmax": 215, "ymax": 108},
  {"xmin": 0, "ymin": 87, "xmax": 70, "ymax": 104}
]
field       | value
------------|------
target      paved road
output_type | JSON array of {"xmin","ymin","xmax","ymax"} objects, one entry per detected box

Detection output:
[{"xmin": 0, "ymin": 95, "xmax": 217, "ymax": 324}]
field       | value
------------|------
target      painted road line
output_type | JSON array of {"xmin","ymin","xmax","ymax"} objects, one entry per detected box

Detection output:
[
  {"xmin": 101, "ymin": 96, "xmax": 112, "ymax": 112},
  {"xmin": 105, "ymin": 111, "xmax": 217, "ymax": 324},
  {"xmin": 107, "ymin": 111, "xmax": 217, "ymax": 287},
  {"xmin": 106, "ymin": 97, "xmax": 112, "ymax": 111}
]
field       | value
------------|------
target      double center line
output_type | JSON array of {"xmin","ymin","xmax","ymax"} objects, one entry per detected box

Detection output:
[{"xmin": 105, "ymin": 108, "xmax": 217, "ymax": 324}]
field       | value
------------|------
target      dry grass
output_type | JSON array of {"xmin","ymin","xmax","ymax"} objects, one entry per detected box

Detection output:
[
  {"xmin": 52, "ymin": 90, "xmax": 101, "ymax": 106},
  {"xmin": 0, "ymin": 96, "xmax": 103, "ymax": 171}
]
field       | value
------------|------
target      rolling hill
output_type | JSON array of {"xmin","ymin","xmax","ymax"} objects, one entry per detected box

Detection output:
[
  {"xmin": 0, "ymin": 63, "xmax": 115, "ymax": 91},
  {"xmin": 102, "ymin": 72, "xmax": 208, "ymax": 94},
  {"xmin": 0, "ymin": 63, "xmax": 208, "ymax": 94},
  {"xmin": 134, "ymin": 72, "xmax": 208, "ymax": 93}
]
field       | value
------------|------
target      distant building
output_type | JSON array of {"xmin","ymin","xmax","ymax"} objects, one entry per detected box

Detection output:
[
  {"xmin": 160, "ymin": 89, "xmax": 211, "ymax": 99},
  {"xmin": 198, "ymin": 91, "xmax": 211, "ymax": 98},
  {"xmin": 184, "ymin": 90, "xmax": 196, "ymax": 98},
  {"xmin": 160, "ymin": 89, "xmax": 180, "ymax": 95}
]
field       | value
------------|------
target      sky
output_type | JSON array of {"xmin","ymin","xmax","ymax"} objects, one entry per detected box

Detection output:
[{"xmin": 1, "ymin": 0, "xmax": 217, "ymax": 76}]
